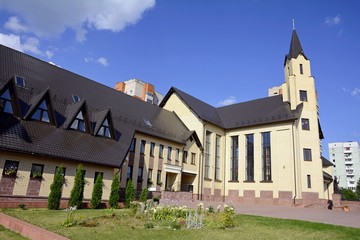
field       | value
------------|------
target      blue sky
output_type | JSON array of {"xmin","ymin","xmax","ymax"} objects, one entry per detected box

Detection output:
[{"xmin": 0, "ymin": 0, "xmax": 359, "ymax": 158}]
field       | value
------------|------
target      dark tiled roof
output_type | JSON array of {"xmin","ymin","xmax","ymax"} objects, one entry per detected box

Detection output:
[
  {"xmin": 285, "ymin": 29, "xmax": 308, "ymax": 64},
  {"xmin": 0, "ymin": 44, "xmax": 193, "ymax": 168},
  {"xmin": 322, "ymin": 156, "xmax": 333, "ymax": 167},
  {"xmin": 161, "ymin": 87, "xmax": 301, "ymax": 129}
]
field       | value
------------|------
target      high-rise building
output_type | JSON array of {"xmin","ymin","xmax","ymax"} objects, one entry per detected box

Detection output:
[
  {"xmin": 114, "ymin": 78, "xmax": 163, "ymax": 105},
  {"xmin": 328, "ymin": 142, "xmax": 360, "ymax": 191}
]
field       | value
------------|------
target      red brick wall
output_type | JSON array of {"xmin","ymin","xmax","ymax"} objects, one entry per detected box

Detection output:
[{"xmin": 0, "ymin": 177, "xmax": 15, "ymax": 195}]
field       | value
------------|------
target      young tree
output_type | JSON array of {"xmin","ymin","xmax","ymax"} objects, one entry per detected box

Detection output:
[
  {"xmin": 91, "ymin": 173, "xmax": 103, "ymax": 209},
  {"xmin": 69, "ymin": 164, "xmax": 86, "ymax": 208},
  {"xmin": 340, "ymin": 187, "xmax": 358, "ymax": 201},
  {"xmin": 48, "ymin": 166, "xmax": 65, "ymax": 210},
  {"xmin": 125, "ymin": 179, "xmax": 135, "ymax": 208},
  {"xmin": 139, "ymin": 187, "xmax": 148, "ymax": 203},
  {"xmin": 356, "ymin": 177, "xmax": 360, "ymax": 200},
  {"xmin": 108, "ymin": 173, "xmax": 120, "ymax": 208}
]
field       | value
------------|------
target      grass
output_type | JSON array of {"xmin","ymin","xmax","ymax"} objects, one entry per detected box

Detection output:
[
  {"xmin": 0, "ymin": 225, "xmax": 29, "ymax": 240},
  {"xmin": 1, "ymin": 208, "xmax": 360, "ymax": 240}
]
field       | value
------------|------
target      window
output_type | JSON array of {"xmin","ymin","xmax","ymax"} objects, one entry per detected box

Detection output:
[
  {"xmin": 30, "ymin": 164, "xmax": 44, "ymax": 179},
  {"xmin": 55, "ymin": 166, "xmax": 66, "ymax": 177},
  {"xmin": 31, "ymin": 99, "xmax": 50, "ymax": 123},
  {"xmin": 246, "ymin": 134, "xmax": 254, "ymax": 181},
  {"xmin": 94, "ymin": 172, "xmax": 103, "ymax": 183},
  {"xmin": 0, "ymin": 89, "xmax": 13, "ymax": 114},
  {"xmin": 15, "ymin": 76, "xmax": 25, "ymax": 87},
  {"xmin": 137, "ymin": 167, "xmax": 143, "ymax": 182},
  {"xmin": 175, "ymin": 148, "xmax": 180, "ymax": 161},
  {"xmin": 183, "ymin": 151, "xmax": 188, "ymax": 163},
  {"xmin": 191, "ymin": 153, "xmax": 196, "ymax": 165},
  {"xmin": 130, "ymin": 138, "xmax": 136, "ymax": 152},
  {"xmin": 205, "ymin": 131, "xmax": 211, "ymax": 179},
  {"xmin": 167, "ymin": 146, "xmax": 172, "ymax": 160},
  {"xmin": 148, "ymin": 169, "xmax": 153, "ymax": 182},
  {"xmin": 2, "ymin": 160, "xmax": 19, "ymax": 177},
  {"xmin": 303, "ymin": 148, "xmax": 312, "ymax": 161},
  {"xmin": 97, "ymin": 118, "xmax": 111, "ymax": 138},
  {"xmin": 140, "ymin": 140, "xmax": 146, "ymax": 154},
  {"xmin": 150, "ymin": 142, "xmax": 155, "ymax": 156},
  {"xmin": 262, "ymin": 132, "xmax": 271, "ymax": 181},
  {"xmin": 230, "ymin": 136, "xmax": 239, "ymax": 181},
  {"xmin": 72, "ymin": 95, "xmax": 80, "ymax": 103},
  {"xmin": 70, "ymin": 111, "xmax": 86, "ymax": 132},
  {"xmin": 127, "ymin": 166, "xmax": 133, "ymax": 181},
  {"xmin": 215, "ymin": 135, "xmax": 221, "ymax": 180},
  {"xmin": 300, "ymin": 64, "xmax": 303, "ymax": 74},
  {"xmin": 159, "ymin": 144, "xmax": 164, "ymax": 158},
  {"xmin": 307, "ymin": 175, "xmax": 311, "ymax": 188},
  {"xmin": 300, "ymin": 90, "xmax": 308, "ymax": 102},
  {"xmin": 157, "ymin": 170, "xmax": 162, "ymax": 184},
  {"xmin": 301, "ymin": 118, "xmax": 310, "ymax": 130}
]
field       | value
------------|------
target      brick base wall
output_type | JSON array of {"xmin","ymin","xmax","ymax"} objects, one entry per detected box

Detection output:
[{"xmin": 162, "ymin": 191, "xmax": 197, "ymax": 202}]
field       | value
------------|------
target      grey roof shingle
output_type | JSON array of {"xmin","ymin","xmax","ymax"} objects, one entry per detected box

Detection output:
[{"xmin": 0, "ymin": 44, "xmax": 194, "ymax": 168}]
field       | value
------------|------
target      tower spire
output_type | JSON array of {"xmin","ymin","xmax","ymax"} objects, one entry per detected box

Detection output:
[{"xmin": 286, "ymin": 27, "xmax": 307, "ymax": 61}]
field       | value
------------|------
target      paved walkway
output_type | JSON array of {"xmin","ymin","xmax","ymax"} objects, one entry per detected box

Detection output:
[{"xmin": 161, "ymin": 200, "xmax": 360, "ymax": 229}]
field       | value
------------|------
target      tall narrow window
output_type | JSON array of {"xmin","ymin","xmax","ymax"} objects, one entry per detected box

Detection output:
[
  {"xmin": 30, "ymin": 164, "xmax": 44, "ymax": 179},
  {"xmin": 129, "ymin": 138, "xmax": 136, "ymax": 152},
  {"xmin": 183, "ymin": 151, "xmax": 188, "ymax": 163},
  {"xmin": 97, "ymin": 118, "xmax": 111, "ymax": 138},
  {"xmin": 230, "ymin": 136, "xmax": 239, "ymax": 181},
  {"xmin": 127, "ymin": 166, "xmax": 133, "ymax": 181},
  {"xmin": 167, "ymin": 146, "xmax": 172, "ymax": 160},
  {"xmin": 175, "ymin": 148, "xmax": 180, "ymax": 161},
  {"xmin": 31, "ymin": 99, "xmax": 50, "ymax": 123},
  {"xmin": 303, "ymin": 148, "xmax": 312, "ymax": 161},
  {"xmin": 70, "ymin": 111, "xmax": 86, "ymax": 132},
  {"xmin": 148, "ymin": 169, "xmax": 153, "ymax": 183},
  {"xmin": 262, "ymin": 132, "xmax": 271, "ymax": 181},
  {"xmin": 300, "ymin": 90, "xmax": 308, "ymax": 102},
  {"xmin": 157, "ymin": 170, "xmax": 162, "ymax": 184},
  {"xmin": 150, "ymin": 142, "xmax": 155, "ymax": 156},
  {"xmin": 301, "ymin": 118, "xmax": 310, "ymax": 130},
  {"xmin": 0, "ymin": 89, "xmax": 13, "ymax": 114},
  {"xmin": 215, "ymin": 135, "xmax": 221, "ymax": 180},
  {"xmin": 246, "ymin": 134, "xmax": 254, "ymax": 181},
  {"xmin": 159, "ymin": 144, "xmax": 164, "ymax": 158},
  {"xmin": 191, "ymin": 153, "xmax": 196, "ymax": 165},
  {"xmin": 205, "ymin": 131, "xmax": 211, "ymax": 179},
  {"xmin": 307, "ymin": 175, "xmax": 311, "ymax": 188},
  {"xmin": 299, "ymin": 64, "xmax": 303, "ymax": 74},
  {"xmin": 137, "ymin": 167, "xmax": 143, "ymax": 182},
  {"xmin": 140, "ymin": 140, "xmax": 146, "ymax": 154}
]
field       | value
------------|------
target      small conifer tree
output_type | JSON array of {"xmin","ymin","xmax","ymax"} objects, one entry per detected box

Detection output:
[
  {"xmin": 356, "ymin": 177, "xmax": 360, "ymax": 200},
  {"xmin": 48, "ymin": 166, "xmax": 65, "ymax": 210},
  {"xmin": 125, "ymin": 179, "xmax": 135, "ymax": 208},
  {"xmin": 109, "ymin": 173, "xmax": 120, "ymax": 208},
  {"xmin": 91, "ymin": 173, "xmax": 103, "ymax": 209},
  {"xmin": 139, "ymin": 187, "xmax": 148, "ymax": 203},
  {"xmin": 69, "ymin": 164, "xmax": 86, "ymax": 208}
]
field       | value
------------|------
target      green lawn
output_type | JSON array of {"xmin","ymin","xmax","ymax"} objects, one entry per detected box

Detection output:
[
  {"xmin": 0, "ymin": 225, "xmax": 29, "ymax": 240},
  {"xmin": 1, "ymin": 208, "xmax": 360, "ymax": 240}
]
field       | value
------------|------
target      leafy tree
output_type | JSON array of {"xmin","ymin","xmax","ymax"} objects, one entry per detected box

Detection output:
[
  {"xmin": 69, "ymin": 164, "xmax": 86, "ymax": 208},
  {"xmin": 109, "ymin": 173, "xmax": 120, "ymax": 208},
  {"xmin": 125, "ymin": 179, "xmax": 135, "ymax": 208},
  {"xmin": 48, "ymin": 166, "xmax": 65, "ymax": 210},
  {"xmin": 139, "ymin": 187, "xmax": 148, "ymax": 203},
  {"xmin": 356, "ymin": 177, "xmax": 360, "ymax": 200},
  {"xmin": 340, "ymin": 187, "xmax": 358, "ymax": 201},
  {"xmin": 91, "ymin": 173, "xmax": 103, "ymax": 209}
]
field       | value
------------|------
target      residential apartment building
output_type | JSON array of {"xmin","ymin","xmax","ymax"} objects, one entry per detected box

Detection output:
[
  {"xmin": 329, "ymin": 142, "xmax": 360, "ymax": 191},
  {"xmin": 114, "ymin": 78, "xmax": 163, "ymax": 105},
  {"xmin": 0, "ymin": 28, "xmax": 333, "ymax": 208}
]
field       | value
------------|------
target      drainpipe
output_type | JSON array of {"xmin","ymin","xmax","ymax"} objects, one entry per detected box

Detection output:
[{"xmin": 292, "ymin": 120, "xmax": 297, "ymax": 205}]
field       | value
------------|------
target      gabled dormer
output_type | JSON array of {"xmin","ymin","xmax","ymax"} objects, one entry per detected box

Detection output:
[
  {"xmin": 0, "ymin": 78, "xmax": 21, "ymax": 117},
  {"xmin": 63, "ymin": 100, "xmax": 90, "ymax": 133},
  {"xmin": 24, "ymin": 88, "xmax": 56, "ymax": 124},
  {"xmin": 93, "ymin": 108, "xmax": 115, "ymax": 139}
]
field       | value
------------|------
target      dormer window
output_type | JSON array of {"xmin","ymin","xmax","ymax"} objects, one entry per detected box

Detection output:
[
  {"xmin": 15, "ymin": 76, "xmax": 25, "ymax": 87},
  {"xmin": 0, "ymin": 89, "xmax": 13, "ymax": 114},
  {"xmin": 72, "ymin": 95, "xmax": 80, "ymax": 103},
  {"xmin": 70, "ymin": 111, "xmax": 86, "ymax": 132},
  {"xmin": 31, "ymin": 99, "xmax": 50, "ymax": 123},
  {"xmin": 97, "ymin": 118, "xmax": 111, "ymax": 138}
]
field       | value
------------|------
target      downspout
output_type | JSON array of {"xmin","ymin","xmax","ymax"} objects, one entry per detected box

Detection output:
[{"xmin": 292, "ymin": 120, "xmax": 297, "ymax": 205}]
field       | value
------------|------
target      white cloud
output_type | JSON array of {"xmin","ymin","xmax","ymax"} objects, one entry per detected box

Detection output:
[
  {"xmin": 45, "ymin": 50, "xmax": 54, "ymax": 59},
  {"xmin": 325, "ymin": 14, "xmax": 341, "ymax": 26},
  {"xmin": 216, "ymin": 96, "xmax": 237, "ymax": 107},
  {"xmin": 97, "ymin": 57, "xmax": 109, "ymax": 67},
  {"xmin": 0, "ymin": 0, "xmax": 155, "ymax": 42},
  {"xmin": 342, "ymin": 87, "xmax": 360, "ymax": 97},
  {"xmin": 0, "ymin": 33, "xmax": 22, "ymax": 52}
]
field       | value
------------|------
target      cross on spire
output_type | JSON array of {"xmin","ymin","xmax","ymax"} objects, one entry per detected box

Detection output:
[{"xmin": 292, "ymin": 19, "xmax": 295, "ymax": 30}]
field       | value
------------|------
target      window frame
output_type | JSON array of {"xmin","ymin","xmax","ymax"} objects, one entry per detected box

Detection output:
[
  {"xmin": 159, "ymin": 144, "xmax": 164, "ymax": 158},
  {"xmin": 150, "ymin": 142, "xmax": 155, "ymax": 157},
  {"xmin": 205, "ymin": 131, "xmax": 211, "ymax": 179},
  {"xmin": 215, "ymin": 135, "xmax": 221, "ymax": 180},
  {"xmin": 191, "ymin": 153, "xmax": 196, "ymax": 165},
  {"xmin": 31, "ymin": 99, "xmax": 50, "ymax": 123},
  {"xmin": 301, "ymin": 118, "xmax": 310, "ymax": 130},
  {"xmin": 303, "ymin": 148, "xmax": 312, "ymax": 161},
  {"xmin": 167, "ymin": 146, "xmax": 172, "ymax": 160},
  {"xmin": 30, "ymin": 163, "xmax": 44, "ymax": 179},
  {"xmin": 230, "ymin": 136, "xmax": 239, "ymax": 181},
  {"xmin": 299, "ymin": 90, "xmax": 308, "ymax": 102},
  {"xmin": 245, "ymin": 134, "xmax": 254, "ymax": 181},
  {"xmin": 261, "ymin": 132, "xmax": 272, "ymax": 181},
  {"xmin": 0, "ymin": 88, "xmax": 13, "ymax": 114},
  {"xmin": 2, "ymin": 160, "xmax": 19, "ymax": 177}
]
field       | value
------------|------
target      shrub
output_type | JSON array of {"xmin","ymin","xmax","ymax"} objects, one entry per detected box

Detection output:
[
  {"xmin": 69, "ymin": 164, "xmax": 86, "ymax": 209},
  {"xmin": 340, "ymin": 187, "xmax": 358, "ymax": 201},
  {"xmin": 219, "ymin": 204, "xmax": 236, "ymax": 229},
  {"xmin": 108, "ymin": 173, "xmax": 120, "ymax": 208},
  {"xmin": 356, "ymin": 178, "xmax": 360, "ymax": 200},
  {"xmin": 139, "ymin": 187, "xmax": 148, "ymax": 203},
  {"xmin": 125, "ymin": 179, "xmax": 135, "ymax": 208},
  {"xmin": 91, "ymin": 173, "xmax": 103, "ymax": 209},
  {"xmin": 48, "ymin": 165, "xmax": 65, "ymax": 210}
]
